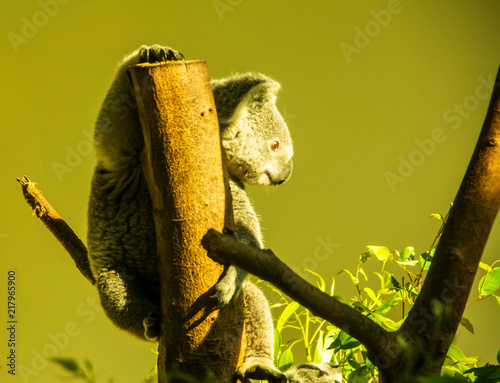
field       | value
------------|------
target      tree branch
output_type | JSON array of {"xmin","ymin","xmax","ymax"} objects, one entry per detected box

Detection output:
[
  {"xmin": 202, "ymin": 229, "xmax": 392, "ymax": 362},
  {"xmin": 398, "ymin": 66, "xmax": 500, "ymax": 376},
  {"xmin": 17, "ymin": 175, "xmax": 94, "ymax": 285}
]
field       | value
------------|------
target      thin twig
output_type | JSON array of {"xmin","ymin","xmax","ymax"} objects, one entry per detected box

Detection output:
[{"xmin": 17, "ymin": 176, "xmax": 94, "ymax": 285}]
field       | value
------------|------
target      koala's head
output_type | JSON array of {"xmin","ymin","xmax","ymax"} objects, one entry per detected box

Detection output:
[{"xmin": 212, "ymin": 73, "xmax": 293, "ymax": 186}]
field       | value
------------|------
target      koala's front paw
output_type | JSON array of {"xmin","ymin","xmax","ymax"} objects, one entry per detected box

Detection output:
[
  {"xmin": 143, "ymin": 312, "xmax": 161, "ymax": 342},
  {"xmin": 211, "ymin": 266, "xmax": 243, "ymax": 307},
  {"xmin": 139, "ymin": 45, "xmax": 184, "ymax": 64},
  {"xmin": 212, "ymin": 276, "xmax": 241, "ymax": 308},
  {"xmin": 235, "ymin": 358, "xmax": 286, "ymax": 383}
]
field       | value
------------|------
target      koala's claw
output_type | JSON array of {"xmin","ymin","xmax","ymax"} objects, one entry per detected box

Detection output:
[
  {"xmin": 143, "ymin": 312, "xmax": 160, "ymax": 341},
  {"xmin": 212, "ymin": 275, "xmax": 242, "ymax": 308},
  {"xmin": 139, "ymin": 44, "xmax": 184, "ymax": 64},
  {"xmin": 211, "ymin": 281, "xmax": 238, "ymax": 308},
  {"xmin": 235, "ymin": 358, "xmax": 287, "ymax": 383}
]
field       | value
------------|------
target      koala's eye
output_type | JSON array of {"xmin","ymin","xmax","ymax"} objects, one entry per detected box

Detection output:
[{"xmin": 270, "ymin": 141, "xmax": 280, "ymax": 152}]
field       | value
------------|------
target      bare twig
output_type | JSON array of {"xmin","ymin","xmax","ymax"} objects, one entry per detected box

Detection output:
[{"xmin": 17, "ymin": 176, "xmax": 94, "ymax": 285}]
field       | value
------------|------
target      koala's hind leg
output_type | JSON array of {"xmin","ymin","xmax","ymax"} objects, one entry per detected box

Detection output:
[
  {"xmin": 235, "ymin": 281, "xmax": 286, "ymax": 383},
  {"xmin": 96, "ymin": 268, "xmax": 161, "ymax": 341}
]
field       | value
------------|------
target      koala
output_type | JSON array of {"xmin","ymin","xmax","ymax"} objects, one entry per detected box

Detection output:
[{"xmin": 87, "ymin": 45, "xmax": 293, "ymax": 383}]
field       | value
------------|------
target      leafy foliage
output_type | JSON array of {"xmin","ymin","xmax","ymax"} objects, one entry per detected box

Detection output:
[{"xmin": 262, "ymin": 211, "xmax": 500, "ymax": 382}]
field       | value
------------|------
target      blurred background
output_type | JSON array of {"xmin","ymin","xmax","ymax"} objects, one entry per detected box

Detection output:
[{"xmin": 1, "ymin": 1, "xmax": 500, "ymax": 382}]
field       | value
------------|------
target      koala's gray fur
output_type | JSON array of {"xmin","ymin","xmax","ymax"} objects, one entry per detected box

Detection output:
[
  {"xmin": 285, "ymin": 363, "xmax": 342, "ymax": 383},
  {"xmin": 87, "ymin": 45, "xmax": 293, "ymax": 383}
]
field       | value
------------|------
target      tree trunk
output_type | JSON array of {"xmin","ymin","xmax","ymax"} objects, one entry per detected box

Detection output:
[
  {"xmin": 128, "ymin": 60, "xmax": 244, "ymax": 382},
  {"xmin": 394, "ymin": 66, "xmax": 500, "ymax": 379}
]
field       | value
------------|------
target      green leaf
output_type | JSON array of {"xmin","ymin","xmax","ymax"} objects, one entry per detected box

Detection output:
[
  {"xmin": 347, "ymin": 358, "xmax": 362, "ymax": 369},
  {"xmin": 359, "ymin": 250, "xmax": 372, "ymax": 263},
  {"xmin": 398, "ymin": 247, "xmax": 415, "ymax": 262},
  {"xmin": 430, "ymin": 213, "xmax": 444, "ymax": 221},
  {"xmin": 339, "ymin": 340, "xmax": 361, "ymax": 350},
  {"xmin": 367, "ymin": 246, "xmax": 391, "ymax": 262},
  {"xmin": 447, "ymin": 344, "xmax": 466, "ymax": 362},
  {"xmin": 420, "ymin": 250, "xmax": 434, "ymax": 270},
  {"xmin": 84, "ymin": 359, "xmax": 93, "ymax": 372},
  {"xmin": 390, "ymin": 276, "xmax": 401, "ymax": 289},
  {"xmin": 373, "ymin": 296, "xmax": 397, "ymax": 314},
  {"xmin": 362, "ymin": 287, "xmax": 381, "ymax": 305},
  {"xmin": 370, "ymin": 313, "xmax": 400, "ymax": 331},
  {"xmin": 397, "ymin": 260, "xmax": 420, "ymax": 267},
  {"xmin": 479, "ymin": 262, "xmax": 492, "ymax": 272},
  {"xmin": 50, "ymin": 357, "xmax": 80, "ymax": 372},
  {"xmin": 358, "ymin": 267, "xmax": 368, "ymax": 282},
  {"xmin": 329, "ymin": 277, "xmax": 335, "ymax": 296},
  {"xmin": 276, "ymin": 301, "xmax": 300, "ymax": 333},
  {"xmin": 460, "ymin": 317, "xmax": 475, "ymax": 335},
  {"xmin": 329, "ymin": 331, "xmax": 360, "ymax": 350},
  {"xmin": 338, "ymin": 269, "xmax": 359, "ymax": 285},
  {"xmin": 497, "ymin": 348, "xmax": 500, "ymax": 365},
  {"xmin": 447, "ymin": 344, "xmax": 478, "ymax": 366},
  {"xmin": 465, "ymin": 364, "xmax": 500, "ymax": 379},
  {"xmin": 313, "ymin": 332, "xmax": 334, "ymax": 363},
  {"xmin": 278, "ymin": 347, "xmax": 293, "ymax": 372},
  {"xmin": 274, "ymin": 329, "xmax": 282, "ymax": 363},
  {"xmin": 305, "ymin": 269, "xmax": 326, "ymax": 292},
  {"xmin": 328, "ymin": 331, "xmax": 351, "ymax": 350},
  {"xmin": 480, "ymin": 268, "xmax": 500, "ymax": 296}
]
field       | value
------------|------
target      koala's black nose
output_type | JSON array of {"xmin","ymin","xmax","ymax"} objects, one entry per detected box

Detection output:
[{"xmin": 276, "ymin": 159, "xmax": 293, "ymax": 185}]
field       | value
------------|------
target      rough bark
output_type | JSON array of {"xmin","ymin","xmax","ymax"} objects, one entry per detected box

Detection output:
[{"xmin": 128, "ymin": 60, "xmax": 244, "ymax": 381}]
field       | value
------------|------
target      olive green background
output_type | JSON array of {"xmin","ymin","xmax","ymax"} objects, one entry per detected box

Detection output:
[{"xmin": 1, "ymin": 1, "xmax": 500, "ymax": 382}]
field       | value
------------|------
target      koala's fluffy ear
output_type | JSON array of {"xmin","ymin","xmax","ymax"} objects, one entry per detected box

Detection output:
[{"xmin": 211, "ymin": 73, "xmax": 281, "ymax": 125}]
